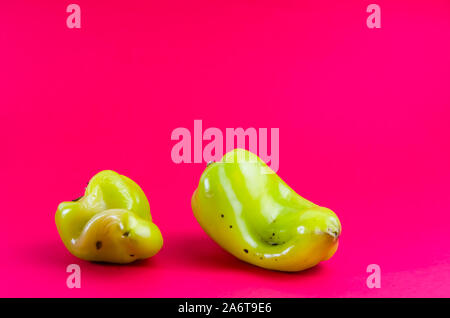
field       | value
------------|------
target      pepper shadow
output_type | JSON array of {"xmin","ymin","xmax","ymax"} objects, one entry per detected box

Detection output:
[
  {"xmin": 26, "ymin": 238, "xmax": 77, "ymax": 270},
  {"xmin": 164, "ymin": 231, "xmax": 325, "ymax": 281},
  {"xmin": 26, "ymin": 238, "xmax": 159, "ymax": 270}
]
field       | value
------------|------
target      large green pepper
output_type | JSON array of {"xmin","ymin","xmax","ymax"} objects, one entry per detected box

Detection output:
[
  {"xmin": 192, "ymin": 149, "xmax": 341, "ymax": 272},
  {"xmin": 55, "ymin": 170, "xmax": 163, "ymax": 263}
]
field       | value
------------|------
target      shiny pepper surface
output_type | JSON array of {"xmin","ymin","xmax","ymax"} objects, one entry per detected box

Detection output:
[
  {"xmin": 55, "ymin": 170, "xmax": 163, "ymax": 263},
  {"xmin": 192, "ymin": 149, "xmax": 341, "ymax": 272}
]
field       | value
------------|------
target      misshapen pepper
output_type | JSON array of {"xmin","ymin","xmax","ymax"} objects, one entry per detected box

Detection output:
[
  {"xmin": 55, "ymin": 170, "xmax": 163, "ymax": 263},
  {"xmin": 192, "ymin": 149, "xmax": 341, "ymax": 272}
]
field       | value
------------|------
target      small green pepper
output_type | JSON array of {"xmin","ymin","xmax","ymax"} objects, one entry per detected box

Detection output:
[
  {"xmin": 192, "ymin": 149, "xmax": 341, "ymax": 272},
  {"xmin": 55, "ymin": 170, "xmax": 163, "ymax": 263}
]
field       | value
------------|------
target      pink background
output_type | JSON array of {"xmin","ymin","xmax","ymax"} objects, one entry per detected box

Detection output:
[{"xmin": 1, "ymin": 1, "xmax": 450, "ymax": 297}]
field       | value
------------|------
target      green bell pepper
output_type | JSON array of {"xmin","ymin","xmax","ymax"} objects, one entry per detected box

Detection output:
[
  {"xmin": 55, "ymin": 170, "xmax": 163, "ymax": 263},
  {"xmin": 192, "ymin": 149, "xmax": 341, "ymax": 272}
]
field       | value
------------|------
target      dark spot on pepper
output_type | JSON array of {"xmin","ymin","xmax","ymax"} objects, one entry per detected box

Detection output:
[
  {"xmin": 96, "ymin": 241, "xmax": 102, "ymax": 250},
  {"xmin": 260, "ymin": 257, "xmax": 263, "ymax": 260},
  {"xmin": 243, "ymin": 249, "xmax": 248, "ymax": 253},
  {"xmin": 271, "ymin": 243, "xmax": 279, "ymax": 246},
  {"xmin": 221, "ymin": 214, "xmax": 224, "ymax": 218},
  {"xmin": 229, "ymin": 225, "xmax": 232, "ymax": 228},
  {"xmin": 123, "ymin": 232, "xmax": 130, "ymax": 237},
  {"xmin": 272, "ymin": 233, "xmax": 275, "ymax": 236},
  {"xmin": 130, "ymin": 254, "xmax": 135, "ymax": 257},
  {"xmin": 71, "ymin": 196, "xmax": 83, "ymax": 202}
]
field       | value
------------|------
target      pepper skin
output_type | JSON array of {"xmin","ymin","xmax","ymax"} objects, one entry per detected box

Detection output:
[
  {"xmin": 192, "ymin": 149, "xmax": 341, "ymax": 272},
  {"xmin": 55, "ymin": 170, "xmax": 163, "ymax": 263}
]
